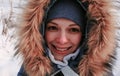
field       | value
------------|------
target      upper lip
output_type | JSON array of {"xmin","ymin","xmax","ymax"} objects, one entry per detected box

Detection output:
[{"xmin": 52, "ymin": 44, "xmax": 72, "ymax": 50}]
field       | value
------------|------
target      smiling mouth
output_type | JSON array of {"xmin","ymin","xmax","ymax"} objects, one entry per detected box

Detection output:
[{"xmin": 52, "ymin": 44, "xmax": 71, "ymax": 51}]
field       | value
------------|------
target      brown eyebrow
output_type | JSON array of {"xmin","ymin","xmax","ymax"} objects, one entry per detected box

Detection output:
[
  {"xmin": 47, "ymin": 21, "xmax": 80, "ymax": 28},
  {"xmin": 69, "ymin": 24, "xmax": 80, "ymax": 27},
  {"xmin": 47, "ymin": 21, "xmax": 58, "ymax": 26}
]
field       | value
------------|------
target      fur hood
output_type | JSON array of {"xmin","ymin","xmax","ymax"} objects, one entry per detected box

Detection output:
[{"xmin": 18, "ymin": 0, "xmax": 116, "ymax": 76}]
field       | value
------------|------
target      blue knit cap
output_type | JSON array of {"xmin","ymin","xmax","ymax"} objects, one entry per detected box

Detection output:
[{"xmin": 46, "ymin": 0, "xmax": 86, "ymax": 32}]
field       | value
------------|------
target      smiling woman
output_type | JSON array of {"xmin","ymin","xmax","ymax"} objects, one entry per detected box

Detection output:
[
  {"xmin": 17, "ymin": 0, "xmax": 116, "ymax": 76},
  {"xmin": 45, "ymin": 18, "xmax": 82, "ymax": 61}
]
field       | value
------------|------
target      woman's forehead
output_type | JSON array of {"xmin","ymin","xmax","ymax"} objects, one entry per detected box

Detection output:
[{"xmin": 48, "ymin": 18, "xmax": 80, "ymax": 26}]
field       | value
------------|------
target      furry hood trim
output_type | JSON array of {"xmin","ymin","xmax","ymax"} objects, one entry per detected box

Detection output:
[{"xmin": 18, "ymin": 0, "xmax": 116, "ymax": 76}]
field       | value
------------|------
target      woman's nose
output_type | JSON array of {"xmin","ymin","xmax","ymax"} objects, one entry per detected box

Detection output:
[{"xmin": 56, "ymin": 32, "xmax": 68, "ymax": 44}]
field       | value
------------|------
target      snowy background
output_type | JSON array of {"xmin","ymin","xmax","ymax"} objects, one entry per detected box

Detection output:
[
  {"xmin": 0, "ymin": 0, "xmax": 24, "ymax": 76},
  {"xmin": 0, "ymin": 0, "xmax": 120, "ymax": 76}
]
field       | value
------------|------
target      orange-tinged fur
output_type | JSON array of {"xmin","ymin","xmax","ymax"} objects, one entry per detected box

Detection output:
[
  {"xmin": 79, "ymin": 0, "xmax": 115, "ymax": 76},
  {"xmin": 18, "ymin": 0, "xmax": 52, "ymax": 76}
]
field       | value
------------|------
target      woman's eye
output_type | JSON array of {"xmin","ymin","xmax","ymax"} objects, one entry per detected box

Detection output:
[
  {"xmin": 69, "ymin": 28, "xmax": 80, "ymax": 33},
  {"xmin": 46, "ymin": 26, "xmax": 58, "ymax": 31}
]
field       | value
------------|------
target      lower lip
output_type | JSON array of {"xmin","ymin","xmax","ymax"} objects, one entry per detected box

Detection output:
[
  {"xmin": 53, "ymin": 49, "xmax": 68, "ymax": 55},
  {"xmin": 51, "ymin": 45, "xmax": 71, "ymax": 55}
]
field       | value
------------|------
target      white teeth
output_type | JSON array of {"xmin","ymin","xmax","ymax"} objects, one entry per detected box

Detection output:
[{"xmin": 56, "ymin": 48, "xmax": 67, "ymax": 51}]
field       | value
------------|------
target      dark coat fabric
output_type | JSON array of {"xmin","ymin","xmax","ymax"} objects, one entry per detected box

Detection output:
[{"xmin": 17, "ymin": 0, "xmax": 116, "ymax": 76}]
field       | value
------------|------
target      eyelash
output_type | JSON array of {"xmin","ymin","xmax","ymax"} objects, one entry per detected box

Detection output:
[
  {"xmin": 46, "ymin": 26, "xmax": 58, "ymax": 31},
  {"xmin": 46, "ymin": 25, "xmax": 80, "ymax": 33},
  {"xmin": 69, "ymin": 28, "xmax": 80, "ymax": 33}
]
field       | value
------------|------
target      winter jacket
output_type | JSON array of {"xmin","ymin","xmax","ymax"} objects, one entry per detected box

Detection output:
[{"xmin": 17, "ymin": 0, "xmax": 116, "ymax": 76}]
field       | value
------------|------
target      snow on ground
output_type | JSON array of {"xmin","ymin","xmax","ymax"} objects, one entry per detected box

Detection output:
[
  {"xmin": 0, "ymin": 0, "xmax": 120, "ymax": 76},
  {"xmin": 111, "ymin": 0, "xmax": 120, "ymax": 75},
  {"xmin": 0, "ymin": 0, "xmax": 24, "ymax": 76}
]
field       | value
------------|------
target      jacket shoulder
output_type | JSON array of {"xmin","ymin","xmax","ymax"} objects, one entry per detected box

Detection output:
[{"xmin": 18, "ymin": 66, "xmax": 27, "ymax": 76}]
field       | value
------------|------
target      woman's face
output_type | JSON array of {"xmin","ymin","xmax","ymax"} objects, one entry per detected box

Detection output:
[{"xmin": 45, "ymin": 18, "xmax": 82, "ymax": 61}]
